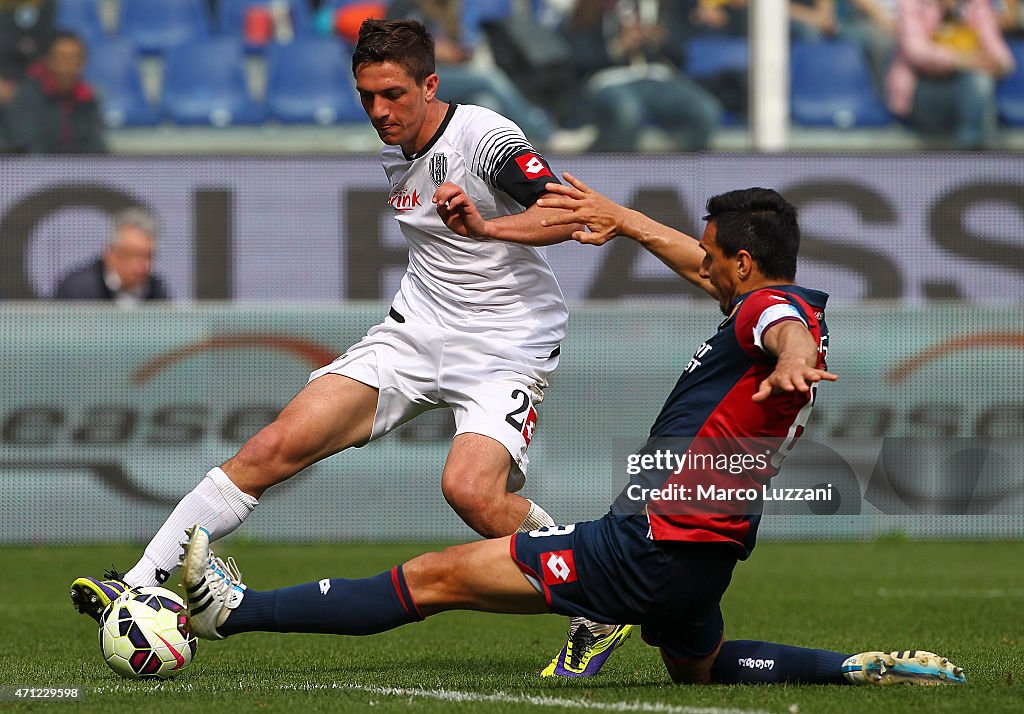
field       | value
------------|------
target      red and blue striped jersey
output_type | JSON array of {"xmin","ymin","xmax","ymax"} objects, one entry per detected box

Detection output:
[{"xmin": 645, "ymin": 284, "xmax": 829, "ymax": 557}]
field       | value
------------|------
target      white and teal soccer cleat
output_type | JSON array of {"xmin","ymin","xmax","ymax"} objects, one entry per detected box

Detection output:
[
  {"xmin": 69, "ymin": 569, "xmax": 130, "ymax": 622},
  {"xmin": 540, "ymin": 618, "xmax": 633, "ymax": 677},
  {"xmin": 842, "ymin": 650, "xmax": 966, "ymax": 685},
  {"xmin": 179, "ymin": 524, "xmax": 246, "ymax": 640}
]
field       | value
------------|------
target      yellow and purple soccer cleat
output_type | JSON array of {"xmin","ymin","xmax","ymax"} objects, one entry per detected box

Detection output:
[
  {"xmin": 69, "ymin": 569, "xmax": 130, "ymax": 622},
  {"xmin": 540, "ymin": 619, "xmax": 633, "ymax": 677},
  {"xmin": 841, "ymin": 650, "xmax": 966, "ymax": 685}
]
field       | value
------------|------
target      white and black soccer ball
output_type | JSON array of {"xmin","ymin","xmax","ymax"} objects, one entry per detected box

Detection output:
[{"xmin": 98, "ymin": 586, "xmax": 198, "ymax": 679}]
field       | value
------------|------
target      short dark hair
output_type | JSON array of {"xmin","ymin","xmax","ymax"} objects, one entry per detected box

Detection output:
[
  {"xmin": 50, "ymin": 30, "xmax": 86, "ymax": 55},
  {"xmin": 704, "ymin": 188, "xmax": 799, "ymax": 281},
  {"xmin": 351, "ymin": 18, "xmax": 435, "ymax": 84}
]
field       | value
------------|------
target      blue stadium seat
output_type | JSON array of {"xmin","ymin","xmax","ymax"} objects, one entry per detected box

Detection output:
[
  {"xmin": 56, "ymin": 0, "xmax": 107, "ymax": 46},
  {"xmin": 162, "ymin": 37, "xmax": 265, "ymax": 125},
  {"xmin": 218, "ymin": 0, "xmax": 313, "ymax": 53},
  {"xmin": 684, "ymin": 36, "xmax": 749, "ymax": 80},
  {"xmin": 461, "ymin": 0, "xmax": 513, "ymax": 48},
  {"xmin": 997, "ymin": 40, "xmax": 1024, "ymax": 126},
  {"xmin": 683, "ymin": 36, "xmax": 748, "ymax": 126},
  {"xmin": 117, "ymin": 0, "xmax": 212, "ymax": 55},
  {"xmin": 461, "ymin": 0, "xmax": 513, "ymax": 22},
  {"xmin": 790, "ymin": 40, "xmax": 891, "ymax": 127},
  {"xmin": 266, "ymin": 37, "xmax": 364, "ymax": 124},
  {"xmin": 84, "ymin": 39, "xmax": 161, "ymax": 127}
]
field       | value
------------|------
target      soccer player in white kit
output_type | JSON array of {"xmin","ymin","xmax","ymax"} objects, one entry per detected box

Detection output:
[{"xmin": 71, "ymin": 18, "xmax": 631, "ymax": 676}]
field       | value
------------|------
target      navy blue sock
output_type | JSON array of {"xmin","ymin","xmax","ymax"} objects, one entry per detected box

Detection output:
[
  {"xmin": 710, "ymin": 640, "xmax": 852, "ymax": 684},
  {"xmin": 219, "ymin": 566, "xmax": 423, "ymax": 637}
]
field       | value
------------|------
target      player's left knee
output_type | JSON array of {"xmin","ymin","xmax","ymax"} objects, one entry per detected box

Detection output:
[
  {"xmin": 662, "ymin": 648, "xmax": 719, "ymax": 685},
  {"xmin": 441, "ymin": 477, "xmax": 499, "ymax": 518},
  {"xmin": 668, "ymin": 665, "xmax": 714, "ymax": 685},
  {"xmin": 403, "ymin": 549, "xmax": 462, "ymax": 612}
]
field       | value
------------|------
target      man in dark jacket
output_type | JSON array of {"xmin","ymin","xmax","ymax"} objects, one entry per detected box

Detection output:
[
  {"xmin": 6, "ymin": 30, "xmax": 106, "ymax": 153},
  {"xmin": 54, "ymin": 208, "xmax": 169, "ymax": 302},
  {"xmin": 0, "ymin": 0, "xmax": 55, "ymax": 100},
  {"xmin": 557, "ymin": 0, "xmax": 722, "ymax": 151}
]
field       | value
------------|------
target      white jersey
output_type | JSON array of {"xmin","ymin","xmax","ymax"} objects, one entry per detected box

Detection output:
[{"xmin": 380, "ymin": 103, "xmax": 567, "ymax": 352}]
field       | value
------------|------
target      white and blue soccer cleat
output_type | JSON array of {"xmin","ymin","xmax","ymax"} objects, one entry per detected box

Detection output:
[
  {"xmin": 842, "ymin": 650, "xmax": 966, "ymax": 685},
  {"xmin": 180, "ymin": 524, "xmax": 246, "ymax": 640}
]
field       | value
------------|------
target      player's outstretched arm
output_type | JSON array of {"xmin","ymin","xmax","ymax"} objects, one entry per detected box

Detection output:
[
  {"xmin": 753, "ymin": 321, "xmax": 838, "ymax": 402},
  {"xmin": 538, "ymin": 172, "xmax": 715, "ymax": 297},
  {"xmin": 433, "ymin": 182, "xmax": 581, "ymax": 246}
]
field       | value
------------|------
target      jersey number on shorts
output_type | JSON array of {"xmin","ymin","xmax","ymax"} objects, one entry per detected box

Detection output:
[
  {"xmin": 505, "ymin": 389, "xmax": 531, "ymax": 430},
  {"xmin": 503, "ymin": 387, "xmax": 536, "ymax": 426},
  {"xmin": 527, "ymin": 524, "xmax": 575, "ymax": 537},
  {"xmin": 505, "ymin": 389, "xmax": 538, "ymax": 445}
]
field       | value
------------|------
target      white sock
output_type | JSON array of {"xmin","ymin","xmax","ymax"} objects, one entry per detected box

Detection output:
[
  {"xmin": 123, "ymin": 467, "xmax": 258, "ymax": 587},
  {"xmin": 516, "ymin": 499, "xmax": 556, "ymax": 533}
]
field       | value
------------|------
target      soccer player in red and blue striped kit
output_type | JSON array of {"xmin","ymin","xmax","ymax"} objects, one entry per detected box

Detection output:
[{"xmin": 180, "ymin": 176, "xmax": 964, "ymax": 687}]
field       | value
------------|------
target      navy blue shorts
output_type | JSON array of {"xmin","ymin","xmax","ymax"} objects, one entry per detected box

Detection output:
[{"xmin": 511, "ymin": 513, "xmax": 738, "ymax": 660}]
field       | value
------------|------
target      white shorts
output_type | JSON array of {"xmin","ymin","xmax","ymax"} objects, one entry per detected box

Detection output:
[{"xmin": 307, "ymin": 309, "xmax": 560, "ymax": 491}]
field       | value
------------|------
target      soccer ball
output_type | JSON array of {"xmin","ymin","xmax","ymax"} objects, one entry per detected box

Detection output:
[{"xmin": 99, "ymin": 586, "xmax": 198, "ymax": 679}]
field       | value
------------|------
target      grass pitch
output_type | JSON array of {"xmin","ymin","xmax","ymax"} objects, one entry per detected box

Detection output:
[{"xmin": 1, "ymin": 539, "xmax": 1021, "ymax": 713}]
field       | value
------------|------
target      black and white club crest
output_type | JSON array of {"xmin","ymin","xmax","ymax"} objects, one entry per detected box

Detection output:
[{"xmin": 429, "ymin": 153, "xmax": 449, "ymax": 187}]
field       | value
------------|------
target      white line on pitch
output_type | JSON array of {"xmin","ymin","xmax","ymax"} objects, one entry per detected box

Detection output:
[
  {"xmin": 92, "ymin": 680, "xmax": 774, "ymax": 713},
  {"xmin": 338, "ymin": 683, "xmax": 772, "ymax": 714}
]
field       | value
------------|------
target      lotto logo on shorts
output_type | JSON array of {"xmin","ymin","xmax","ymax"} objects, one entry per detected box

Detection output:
[
  {"xmin": 515, "ymin": 153, "xmax": 553, "ymax": 179},
  {"xmin": 541, "ymin": 549, "xmax": 577, "ymax": 585}
]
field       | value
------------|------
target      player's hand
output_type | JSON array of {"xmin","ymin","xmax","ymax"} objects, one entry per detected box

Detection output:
[
  {"xmin": 434, "ymin": 182, "xmax": 488, "ymax": 238},
  {"xmin": 537, "ymin": 172, "xmax": 624, "ymax": 246},
  {"xmin": 752, "ymin": 359, "xmax": 838, "ymax": 402}
]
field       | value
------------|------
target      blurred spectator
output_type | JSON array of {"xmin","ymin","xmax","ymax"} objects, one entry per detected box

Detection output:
[
  {"xmin": 996, "ymin": 0, "xmax": 1023, "ymax": 34},
  {"xmin": 558, "ymin": 0, "xmax": 722, "ymax": 152},
  {"xmin": 678, "ymin": 0, "xmax": 749, "ymax": 119},
  {"xmin": 0, "ymin": 0, "xmax": 55, "ymax": 103},
  {"xmin": 54, "ymin": 209, "xmax": 168, "ymax": 303},
  {"xmin": 386, "ymin": 0, "xmax": 555, "ymax": 146},
  {"xmin": 791, "ymin": 0, "xmax": 840, "ymax": 40},
  {"xmin": 839, "ymin": 0, "xmax": 898, "ymax": 88},
  {"xmin": 319, "ymin": 2, "xmax": 389, "ymax": 43},
  {"xmin": 4, "ymin": 31, "xmax": 105, "ymax": 153},
  {"xmin": 0, "ymin": 0, "xmax": 55, "ymax": 149},
  {"xmin": 683, "ymin": 0, "xmax": 749, "ymax": 36},
  {"xmin": 888, "ymin": 0, "xmax": 1015, "ymax": 149}
]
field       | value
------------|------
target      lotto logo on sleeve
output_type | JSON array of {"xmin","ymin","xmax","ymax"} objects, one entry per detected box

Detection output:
[
  {"xmin": 541, "ymin": 549, "xmax": 577, "ymax": 585},
  {"xmin": 515, "ymin": 153, "xmax": 553, "ymax": 179}
]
